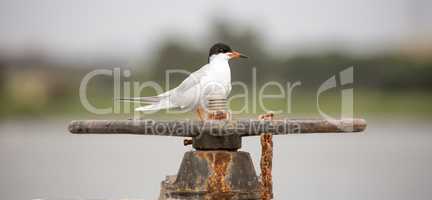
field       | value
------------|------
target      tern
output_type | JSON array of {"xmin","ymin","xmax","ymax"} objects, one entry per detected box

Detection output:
[{"xmin": 121, "ymin": 43, "xmax": 248, "ymax": 119}]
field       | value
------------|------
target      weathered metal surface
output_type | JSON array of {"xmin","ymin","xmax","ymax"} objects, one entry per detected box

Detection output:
[
  {"xmin": 159, "ymin": 151, "xmax": 260, "ymax": 200},
  {"xmin": 191, "ymin": 107, "xmax": 239, "ymax": 150},
  {"xmin": 259, "ymin": 113, "xmax": 274, "ymax": 200},
  {"xmin": 204, "ymin": 96, "xmax": 230, "ymax": 121},
  {"xmin": 69, "ymin": 118, "xmax": 367, "ymax": 136},
  {"xmin": 192, "ymin": 132, "xmax": 241, "ymax": 150},
  {"xmin": 207, "ymin": 111, "xmax": 230, "ymax": 121}
]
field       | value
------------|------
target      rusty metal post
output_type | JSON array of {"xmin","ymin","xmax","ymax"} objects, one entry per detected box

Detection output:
[
  {"xmin": 159, "ymin": 96, "xmax": 261, "ymax": 200},
  {"xmin": 259, "ymin": 113, "xmax": 274, "ymax": 200}
]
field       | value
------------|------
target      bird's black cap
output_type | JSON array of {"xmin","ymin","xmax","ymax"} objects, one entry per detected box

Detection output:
[{"xmin": 209, "ymin": 43, "xmax": 232, "ymax": 58}]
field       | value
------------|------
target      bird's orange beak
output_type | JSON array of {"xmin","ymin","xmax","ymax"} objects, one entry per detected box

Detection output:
[{"xmin": 229, "ymin": 51, "xmax": 248, "ymax": 59}]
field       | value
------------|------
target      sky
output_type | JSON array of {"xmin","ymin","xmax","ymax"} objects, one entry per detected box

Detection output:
[{"xmin": 0, "ymin": 0, "xmax": 431, "ymax": 59}]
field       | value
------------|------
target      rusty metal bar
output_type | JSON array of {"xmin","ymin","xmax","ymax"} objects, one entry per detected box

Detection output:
[
  {"xmin": 68, "ymin": 118, "xmax": 366, "ymax": 136},
  {"xmin": 259, "ymin": 113, "xmax": 274, "ymax": 200}
]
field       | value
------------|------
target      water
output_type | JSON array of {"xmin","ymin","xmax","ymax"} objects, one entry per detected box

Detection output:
[{"xmin": 1, "ymin": 118, "xmax": 431, "ymax": 200}]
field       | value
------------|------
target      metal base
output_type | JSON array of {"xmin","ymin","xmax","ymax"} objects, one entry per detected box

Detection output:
[
  {"xmin": 192, "ymin": 132, "xmax": 242, "ymax": 150},
  {"xmin": 159, "ymin": 151, "xmax": 260, "ymax": 200}
]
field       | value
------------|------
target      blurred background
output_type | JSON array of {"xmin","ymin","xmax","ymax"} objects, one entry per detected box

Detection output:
[{"xmin": 1, "ymin": 0, "xmax": 431, "ymax": 200}]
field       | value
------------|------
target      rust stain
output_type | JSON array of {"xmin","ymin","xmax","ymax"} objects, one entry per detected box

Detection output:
[
  {"xmin": 197, "ymin": 151, "xmax": 233, "ymax": 195},
  {"xmin": 208, "ymin": 111, "xmax": 230, "ymax": 120},
  {"xmin": 207, "ymin": 152, "xmax": 232, "ymax": 193},
  {"xmin": 259, "ymin": 113, "xmax": 274, "ymax": 200},
  {"xmin": 196, "ymin": 106, "xmax": 206, "ymax": 121}
]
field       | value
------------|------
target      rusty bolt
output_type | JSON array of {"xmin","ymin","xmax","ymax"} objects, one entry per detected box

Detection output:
[{"xmin": 183, "ymin": 138, "xmax": 193, "ymax": 146}]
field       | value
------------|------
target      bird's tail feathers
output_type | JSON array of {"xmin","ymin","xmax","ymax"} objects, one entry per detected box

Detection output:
[
  {"xmin": 117, "ymin": 94, "xmax": 178, "ymax": 112},
  {"xmin": 116, "ymin": 96, "xmax": 161, "ymax": 104},
  {"xmin": 135, "ymin": 98, "xmax": 178, "ymax": 112}
]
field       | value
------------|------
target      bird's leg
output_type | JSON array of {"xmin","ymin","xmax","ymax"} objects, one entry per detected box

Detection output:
[{"xmin": 196, "ymin": 106, "xmax": 206, "ymax": 121}]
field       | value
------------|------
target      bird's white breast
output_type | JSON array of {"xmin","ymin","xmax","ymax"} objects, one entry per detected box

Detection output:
[{"xmin": 203, "ymin": 55, "xmax": 231, "ymax": 96}]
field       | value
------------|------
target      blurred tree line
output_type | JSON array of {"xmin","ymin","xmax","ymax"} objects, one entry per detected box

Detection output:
[
  {"xmin": 1, "ymin": 19, "xmax": 431, "ymax": 119},
  {"xmin": 149, "ymin": 20, "xmax": 432, "ymax": 91}
]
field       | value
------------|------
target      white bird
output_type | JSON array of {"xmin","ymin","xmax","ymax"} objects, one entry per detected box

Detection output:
[{"xmin": 120, "ymin": 43, "xmax": 247, "ymax": 120}]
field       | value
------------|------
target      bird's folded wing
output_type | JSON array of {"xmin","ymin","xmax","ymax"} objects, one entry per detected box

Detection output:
[{"xmin": 158, "ymin": 65, "xmax": 208, "ymax": 97}]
